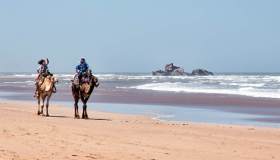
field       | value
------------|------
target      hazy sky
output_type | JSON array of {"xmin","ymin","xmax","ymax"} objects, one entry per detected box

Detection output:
[{"xmin": 0, "ymin": 0, "xmax": 279, "ymax": 73}]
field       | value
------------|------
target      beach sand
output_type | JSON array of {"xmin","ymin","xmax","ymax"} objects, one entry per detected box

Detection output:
[{"xmin": 0, "ymin": 101, "xmax": 280, "ymax": 160}]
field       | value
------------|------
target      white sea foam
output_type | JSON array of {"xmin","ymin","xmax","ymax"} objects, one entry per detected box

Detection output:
[
  {"xmin": 96, "ymin": 74, "xmax": 280, "ymax": 83},
  {"xmin": 221, "ymin": 82, "xmax": 265, "ymax": 87},
  {"xmin": 12, "ymin": 74, "xmax": 37, "ymax": 78},
  {"xmin": 1, "ymin": 73, "xmax": 280, "ymax": 99},
  {"xmin": 55, "ymin": 74, "xmax": 74, "ymax": 78},
  {"xmin": 122, "ymin": 82, "xmax": 280, "ymax": 99},
  {"xmin": 151, "ymin": 113, "xmax": 175, "ymax": 121},
  {"xmin": 3, "ymin": 81, "xmax": 34, "ymax": 84}
]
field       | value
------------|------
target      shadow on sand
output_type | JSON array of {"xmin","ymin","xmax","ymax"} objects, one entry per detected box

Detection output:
[
  {"xmin": 88, "ymin": 118, "xmax": 112, "ymax": 121},
  {"xmin": 45, "ymin": 115, "xmax": 112, "ymax": 121},
  {"xmin": 48, "ymin": 115, "xmax": 69, "ymax": 118}
]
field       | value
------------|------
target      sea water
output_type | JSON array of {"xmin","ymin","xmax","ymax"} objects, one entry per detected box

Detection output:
[{"xmin": 1, "ymin": 72, "xmax": 280, "ymax": 127}]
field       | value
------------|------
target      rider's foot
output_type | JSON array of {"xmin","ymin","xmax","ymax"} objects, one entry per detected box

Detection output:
[
  {"xmin": 52, "ymin": 86, "xmax": 57, "ymax": 93},
  {"xmin": 33, "ymin": 92, "xmax": 38, "ymax": 98}
]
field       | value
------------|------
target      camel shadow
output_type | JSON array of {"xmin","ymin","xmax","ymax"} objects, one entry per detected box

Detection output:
[
  {"xmin": 87, "ymin": 118, "xmax": 112, "ymax": 121},
  {"xmin": 48, "ymin": 115, "xmax": 70, "ymax": 118},
  {"xmin": 45, "ymin": 115, "xmax": 112, "ymax": 121}
]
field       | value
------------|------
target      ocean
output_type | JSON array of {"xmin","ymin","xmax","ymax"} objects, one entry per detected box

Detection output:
[
  {"xmin": 1, "ymin": 72, "xmax": 280, "ymax": 98},
  {"xmin": 1, "ymin": 72, "xmax": 280, "ymax": 127}
]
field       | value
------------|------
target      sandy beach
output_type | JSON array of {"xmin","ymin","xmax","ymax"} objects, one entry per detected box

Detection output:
[{"xmin": 0, "ymin": 101, "xmax": 279, "ymax": 160}]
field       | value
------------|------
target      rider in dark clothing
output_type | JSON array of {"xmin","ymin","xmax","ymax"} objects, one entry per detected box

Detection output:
[{"xmin": 76, "ymin": 58, "xmax": 89, "ymax": 83}]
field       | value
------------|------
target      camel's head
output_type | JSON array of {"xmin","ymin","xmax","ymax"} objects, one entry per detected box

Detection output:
[
  {"xmin": 91, "ymin": 76, "xmax": 99, "ymax": 88},
  {"xmin": 46, "ymin": 75, "xmax": 58, "ymax": 84},
  {"xmin": 53, "ymin": 77, "xmax": 58, "ymax": 83},
  {"xmin": 81, "ymin": 83, "xmax": 91, "ymax": 94},
  {"xmin": 39, "ymin": 75, "xmax": 58, "ymax": 92},
  {"xmin": 79, "ymin": 75, "xmax": 99, "ymax": 96}
]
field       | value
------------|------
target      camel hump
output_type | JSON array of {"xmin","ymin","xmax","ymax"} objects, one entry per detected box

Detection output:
[{"xmin": 72, "ymin": 72, "xmax": 94, "ymax": 86}]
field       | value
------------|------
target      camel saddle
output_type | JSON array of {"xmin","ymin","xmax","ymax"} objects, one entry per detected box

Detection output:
[{"xmin": 73, "ymin": 74, "xmax": 93, "ymax": 86}]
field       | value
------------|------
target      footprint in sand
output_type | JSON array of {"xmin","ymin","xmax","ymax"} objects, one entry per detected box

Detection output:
[
  {"xmin": 2, "ymin": 129, "xmax": 15, "ymax": 137},
  {"xmin": 85, "ymin": 155, "xmax": 97, "ymax": 159},
  {"xmin": 0, "ymin": 149, "xmax": 20, "ymax": 159}
]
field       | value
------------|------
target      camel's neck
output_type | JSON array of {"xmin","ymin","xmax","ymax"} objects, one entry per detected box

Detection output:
[
  {"xmin": 40, "ymin": 79, "xmax": 54, "ymax": 92},
  {"xmin": 81, "ymin": 83, "xmax": 94, "ymax": 95}
]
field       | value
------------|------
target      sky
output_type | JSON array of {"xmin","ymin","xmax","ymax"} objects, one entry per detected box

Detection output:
[{"xmin": 0, "ymin": 0, "xmax": 279, "ymax": 73}]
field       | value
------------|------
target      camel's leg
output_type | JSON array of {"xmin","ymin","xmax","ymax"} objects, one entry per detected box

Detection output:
[
  {"xmin": 81, "ymin": 98, "xmax": 89, "ymax": 119},
  {"xmin": 37, "ymin": 97, "xmax": 41, "ymax": 115},
  {"xmin": 74, "ymin": 100, "xmax": 77, "ymax": 118},
  {"xmin": 82, "ymin": 104, "xmax": 86, "ymax": 119},
  {"xmin": 82, "ymin": 103, "xmax": 85, "ymax": 119},
  {"xmin": 46, "ymin": 95, "xmax": 51, "ymax": 117},
  {"xmin": 40, "ymin": 96, "xmax": 45, "ymax": 115},
  {"xmin": 72, "ymin": 85, "xmax": 80, "ymax": 119},
  {"xmin": 74, "ymin": 98, "xmax": 80, "ymax": 119},
  {"xmin": 84, "ymin": 98, "xmax": 89, "ymax": 119},
  {"xmin": 81, "ymin": 97, "xmax": 85, "ymax": 119},
  {"xmin": 84, "ymin": 104, "xmax": 88, "ymax": 119}
]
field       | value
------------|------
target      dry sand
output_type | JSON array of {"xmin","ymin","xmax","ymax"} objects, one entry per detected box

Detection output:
[{"xmin": 0, "ymin": 101, "xmax": 280, "ymax": 160}]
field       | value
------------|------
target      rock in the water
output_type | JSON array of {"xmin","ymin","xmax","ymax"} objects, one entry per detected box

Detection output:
[
  {"xmin": 191, "ymin": 69, "xmax": 213, "ymax": 76},
  {"xmin": 152, "ymin": 63, "xmax": 189, "ymax": 76},
  {"xmin": 152, "ymin": 64, "xmax": 214, "ymax": 76},
  {"xmin": 152, "ymin": 70, "xmax": 168, "ymax": 76}
]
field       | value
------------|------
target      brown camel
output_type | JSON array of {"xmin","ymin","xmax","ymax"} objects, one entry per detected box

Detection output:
[
  {"xmin": 36, "ymin": 75, "xmax": 58, "ymax": 116},
  {"xmin": 71, "ymin": 75, "xmax": 99, "ymax": 119}
]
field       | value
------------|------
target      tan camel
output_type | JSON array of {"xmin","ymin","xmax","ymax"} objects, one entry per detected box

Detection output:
[{"xmin": 36, "ymin": 75, "xmax": 58, "ymax": 116}]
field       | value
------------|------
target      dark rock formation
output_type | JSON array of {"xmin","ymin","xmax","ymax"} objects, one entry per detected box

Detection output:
[
  {"xmin": 152, "ymin": 63, "xmax": 189, "ymax": 76},
  {"xmin": 152, "ymin": 63, "xmax": 213, "ymax": 76},
  {"xmin": 191, "ymin": 69, "xmax": 214, "ymax": 76}
]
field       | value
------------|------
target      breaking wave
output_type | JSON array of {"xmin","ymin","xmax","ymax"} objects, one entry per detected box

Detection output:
[
  {"xmin": 122, "ymin": 82, "xmax": 280, "ymax": 99},
  {"xmin": 1, "ymin": 73, "xmax": 280, "ymax": 99}
]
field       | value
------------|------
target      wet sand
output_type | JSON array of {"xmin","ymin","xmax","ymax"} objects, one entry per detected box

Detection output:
[
  {"xmin": 2, "ymin": 87, "xmax": 280, "ymax": 123},
  {"xmin": 0, "ymin": 101, "xmax": 280, "ymax": 160},
  {"xmin": 3, "ymin": 86, "xmax": 280, "ymax": 107}
]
